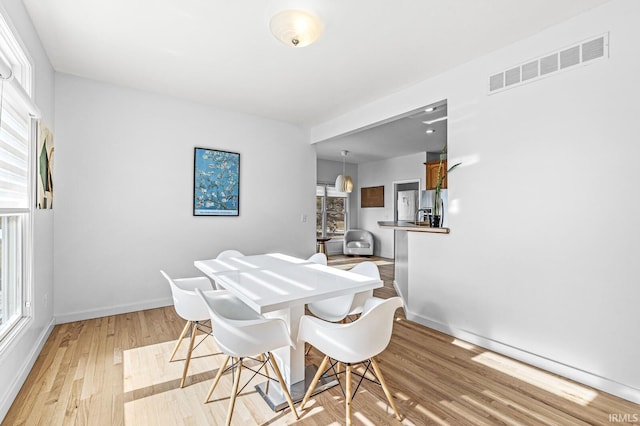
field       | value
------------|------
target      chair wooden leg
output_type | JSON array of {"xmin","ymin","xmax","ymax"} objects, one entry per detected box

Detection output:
[
  {"xmin": 204, "ymin": 355, "xmax": 230, "ymax": 403},
  {"xmin": 267, "ymin": 352, "xmax": 299, "ymax": 419},
  {"xmin": 300, "ymin": 355, "xmax": 330, "ymax": 409},
  {"xmin": 225, "ymin": 358, "xmax": 243, "ymax": 426},
  {"xmin": 345, "ymin": 363, "xmax": 352, "ymax": 426},
  {"xmin": 370, "ymin": 357, "xmax": 402, "ymax": 420},
  {"xmin": 180, "ymin": 322, "xmax": 198, "ymax": 388},
  {"xmin": 170, "ymin": 320, "xmax": 191, "ymax": 362}
]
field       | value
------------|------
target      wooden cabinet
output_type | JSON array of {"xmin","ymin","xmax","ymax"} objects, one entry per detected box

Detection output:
[{"xmin": 425, "ymin": 160, "xmax": 448, "ymax": 190}]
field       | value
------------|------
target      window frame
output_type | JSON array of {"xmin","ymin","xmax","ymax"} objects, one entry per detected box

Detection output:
[
  {"xmin": 0, "ymin": 9, "xmax": 36, "ymax": 349},
  {"xmin": 316, "ymin": 184, "xmax": 349, "ymax": 239}
]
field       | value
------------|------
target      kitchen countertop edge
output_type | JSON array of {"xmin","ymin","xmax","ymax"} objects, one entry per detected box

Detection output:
[{"xmin": 377, "ymin": 221, "xmax": 450, "ymax": 233}]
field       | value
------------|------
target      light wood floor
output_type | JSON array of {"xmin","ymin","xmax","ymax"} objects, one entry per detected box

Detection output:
[{"xmin": 4, "ymin": 255, "xmax": 639, "ymax": 425}]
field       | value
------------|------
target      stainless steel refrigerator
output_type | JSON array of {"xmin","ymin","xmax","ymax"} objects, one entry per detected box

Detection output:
[{"xmin": 397, "ymin": 190, "xmax": 418, "ymax": 221}]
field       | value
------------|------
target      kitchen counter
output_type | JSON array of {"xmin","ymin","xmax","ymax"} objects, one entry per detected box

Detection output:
[
  {"xmin": 377, "ymin": 221, "xmax": 450, "ymax": 234},
  {"xmin": 378, "ymin": 221, "xmax": 449, "ymax": 317}
]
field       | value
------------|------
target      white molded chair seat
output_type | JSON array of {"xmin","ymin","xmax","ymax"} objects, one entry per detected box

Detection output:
[
  {"xmin": 298, "ymin": 296, "xmax": 403, "ymax": 425},
  {"xmin": 307, "ymin": 252, "xmax": 327, "ymax": 265},
  {"xmin": 196, "ymin": 289, "xmax": 299, "ymax": 425},
  {"xmin": 161, "ymin": 270, "xmax": 226, "ymax": 388},
  {"xmin": 307, "ymin": 261, "xmax": 378, "ymax": 323}
]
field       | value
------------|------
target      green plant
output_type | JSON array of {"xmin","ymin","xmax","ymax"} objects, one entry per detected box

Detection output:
[{"xmin": 433, "ymin": 147, "xmax": 461, "ymax": 217}]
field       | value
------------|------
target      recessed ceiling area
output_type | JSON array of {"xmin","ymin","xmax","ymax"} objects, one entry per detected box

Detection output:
[
  {"xmin": 315, "ymin": 100, "xmax": 447, "ymax": 164},
  {"xmin": 22, "ymin": 0, "xmax": 612, "ymax": 127}
]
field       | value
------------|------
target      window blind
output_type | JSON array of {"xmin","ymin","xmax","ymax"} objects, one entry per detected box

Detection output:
[
  {"xmin": 0, "ymin": 79, "xmax": 31, "ymax": 209},
  {"xmin": 326, "ymin": 186, "xmax": 347, "ymax": 198},
  {"xmin": 317, "ymin": 184, "xmax": 347, "ymax": 198}
]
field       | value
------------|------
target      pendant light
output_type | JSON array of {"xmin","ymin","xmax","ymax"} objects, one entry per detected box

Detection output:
[{"xmin": 335, "ymin": 150, "xmax": 353, "ymax": 193}]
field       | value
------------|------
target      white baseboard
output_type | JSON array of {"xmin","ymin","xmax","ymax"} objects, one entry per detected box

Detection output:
[
  {"xmin": 0, "ymin": 319, "xmax": 55, "ymax": 423},
  {"xmin": 392, "ymin": 280, "xmax": 409, "ymax": 314},
  {"xmin": 404, "ymin": 308, "xmax": 640, "ymax": 405},
  {"xmin": 55, "ymin": 297, "xmax": 173, "ymax": 324}
]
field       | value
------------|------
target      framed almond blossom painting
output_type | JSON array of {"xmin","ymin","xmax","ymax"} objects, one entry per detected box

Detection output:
[{"xmin": 193, "ymin": 147, "xmax": 240, "ymax": 216}]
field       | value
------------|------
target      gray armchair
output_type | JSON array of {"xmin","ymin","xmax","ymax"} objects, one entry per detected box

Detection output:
[{"xmin": 343, "ymin": 229, "xmax": 374, "ymax": 256}]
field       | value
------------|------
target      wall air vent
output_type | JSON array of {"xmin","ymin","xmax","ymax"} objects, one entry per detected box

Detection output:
[
  {"xmin": 540, "ymin": 53, "xmax": 558, "ymax": 75},
  {"xmin": 521, "ymin": 60, "xmax": 539, "ymax": 81},
  {"xmin": 489, "ymin": 73, "xmax": 504, "ymax": 91},
  {"xmin": 560, "ymin": 46, "xmax": 580, "ymax": 69},
  {"xmin": 505, "ymin": 66, "xmax": 521, "ymax": 86},
  {"xmin": 582, "ymin": 37, "xmax": 605, "ymax": 62},
  {"xmin": 488, "ymin": 33, "xmax": 609, "ymax": 95}
]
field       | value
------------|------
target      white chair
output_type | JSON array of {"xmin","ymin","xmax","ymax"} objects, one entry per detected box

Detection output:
[
  {"xmin": 211, "ymin": 249, "xmax": 245, "ymax": 289},
  {"xmin": 195, "ymin": 289, "xmax": 299, "ymax": 426},
  {"xmin": 307, "ymin": 261, "xmax": 379, "ymax": 323},
  {"xmin": 298, "ymin": 297, "xmax": 403, "ymax": 425},
  {"xmin": 345, "ymin": 261, "xmax": 378, "ymax": 316},
  {"xmin": 307, "ymin": 252, "xmax": 327, "ymax": 265},
  {"xmin": 343, "ymin": 229, "xmax": 374, "ymax": 256},
  {"xmin": 161, "ymin": 270, "xmax": 226, "ymax": 388},
  {"xmin": 217, "ymin": 249, "xmax": 244, "ymax": 259}
]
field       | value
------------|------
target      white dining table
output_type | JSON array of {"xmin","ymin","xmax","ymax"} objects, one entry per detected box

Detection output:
[{"xmin": 194, "ymin": 253, "xmax": 383, "ymax": 409}]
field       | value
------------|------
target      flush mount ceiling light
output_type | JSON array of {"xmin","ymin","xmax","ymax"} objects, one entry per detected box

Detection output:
[
  {"xmin": 425, "ymin": 129, "xmax": 436, "ymax": 134},
  {"xmin": 335, "ymin": 150, "xmax": 353, "ymax": 193},
  {"xmin": 422, "ymin": 116, "xmax": 447, "ymax": 125},
  {"xmin": 270, "ymin": 9, "xmax": 324, "ymax": 47}
]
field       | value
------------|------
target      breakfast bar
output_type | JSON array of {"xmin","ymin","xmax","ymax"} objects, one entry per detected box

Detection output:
[
  {"xmin": 377, "ymin": 220, "xmax": 450, "ymax": 233},
  {"xmin": 377, "ymin": 221, "xmax": 450, "ymax": 319}
]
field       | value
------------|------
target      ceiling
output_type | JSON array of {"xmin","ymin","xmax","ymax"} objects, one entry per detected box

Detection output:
[
  {"xmin": 23, "ymin": 0, "xmax": 611, "ymax": 167},
  {"xmin": 315, "ymin": 100, "xmax": 448, "ymax": 164},
  {"xmin": 23, "ymin": 0, "xmax": 611, "ymax": 131}
]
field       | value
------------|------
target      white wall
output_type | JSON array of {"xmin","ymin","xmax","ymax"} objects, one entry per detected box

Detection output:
[
  {"xmin": 0, "ymin": 0, "xmax": 55, "ymax": 421},
  {"xmin": 311, "ymin": 0, "xmax": 640, "ymax": 403},
  {"xmin": 358, "ymin": 152, "xmax": 425, "ymax": 258},
  {"xmin": 54, "ymin": 74, "xmax": 316, "ymax": 322}
]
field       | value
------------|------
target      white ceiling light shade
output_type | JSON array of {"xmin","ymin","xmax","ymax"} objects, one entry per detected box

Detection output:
[
  {"xmin": 335, "ymin": 174, "xmax": 353, "ymax": 193},
  {"xmin": 335, "ymin": 150, "xmax": 353, "ymax": 193},
  {"xmin": 269, "ymin": 9, "xmax": 323, "ymax": 47}
]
